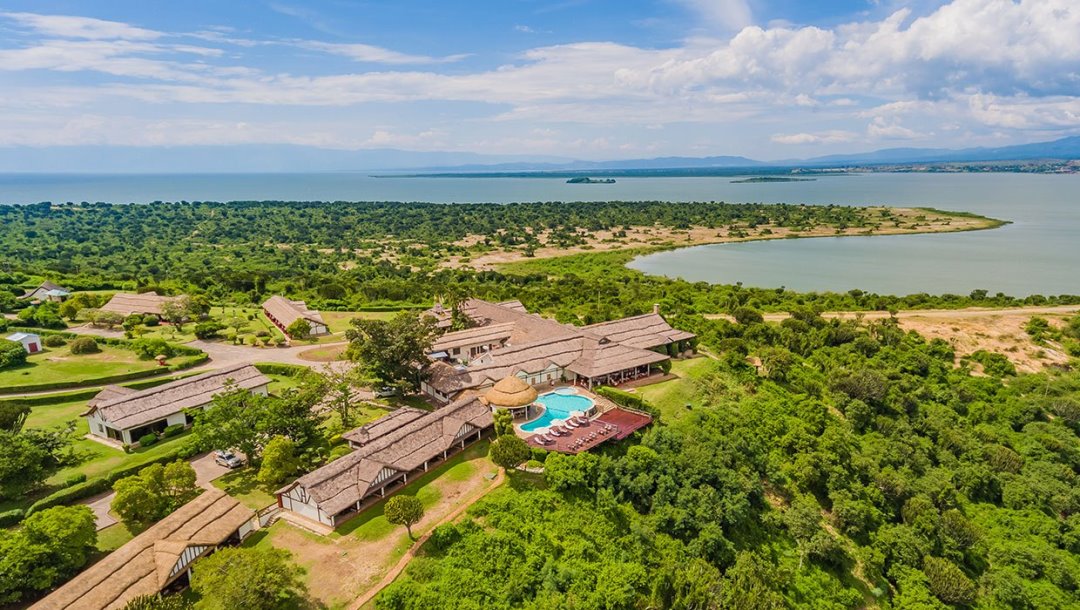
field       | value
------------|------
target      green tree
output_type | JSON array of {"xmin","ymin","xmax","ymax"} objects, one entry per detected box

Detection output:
[
  {"xmin": 492, "ymin": 409, "xmax": 513, "ymax": 437},
  {"xmin": 0, "ymin": 402, "xmax": 30, "ymax": 432},
  {"xmin": 285, "ymin": 318, "xmax": 311, "ymax": 339},
  {"xmin": 0, "ymin": 428, "xmax": 73, "ymax": 500},
  {"xmin": 718, "ymin": 551, "xmax": 785, "ymax": 610},
  {"xmin": 189, "ymin": 386, "xmax": 270, "ymax": 465},
  {"xmin": 385, "ymin": 495, "xmax": 425, "ymax": 540},
  {"xmin": 346, "ymin": 312, "xmax": 437, "ymax": 393},
  {"xmin": 112, "ymin": 461, "xmax": 198, "ymax": 525},
  {"xmin": 489, "ymin": 434, "xmax": 531, "ymax": 471},
  {"xmin": 0, "ymin": 505, "xmax": 96, "ymax": 603},
  {"xmin": 923, "ymin": 556, "xmax": 977, "ymax": 606},
  {"xmin": 258, "ymin": 436, "xmax": 299, "ymax": 486},
  {"xmin": 190, "ymin": 547, "xmax": 305, "ymax": 610}
]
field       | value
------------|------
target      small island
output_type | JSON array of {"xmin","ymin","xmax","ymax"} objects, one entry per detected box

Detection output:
[
  {"xmin": 731, "ymin": 176, "xmax": 816, "ymax": 183},
  {"xmin": 567, "ymin": 177, "xmax": 616, "ymax": 184}
]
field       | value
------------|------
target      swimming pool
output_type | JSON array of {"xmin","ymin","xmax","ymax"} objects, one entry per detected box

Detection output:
[{"xmin": 520, "ymin": 388, "xmax": 595, "ymax": 433}]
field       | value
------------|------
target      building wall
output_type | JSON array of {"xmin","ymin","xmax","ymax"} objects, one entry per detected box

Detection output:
[{"xmin": 279, "ymin": 485, "xmax": 334, "ymax": 526}]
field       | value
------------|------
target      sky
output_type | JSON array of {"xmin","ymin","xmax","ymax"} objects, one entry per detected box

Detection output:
[{"xmin": 0, "ymin": 0, "xmax": 1078, "ymax": 162}]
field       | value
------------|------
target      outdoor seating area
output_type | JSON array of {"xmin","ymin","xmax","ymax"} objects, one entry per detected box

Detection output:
[{"xmin": 526, "ymin": 414, "xmax": 622, "ymax": 454}]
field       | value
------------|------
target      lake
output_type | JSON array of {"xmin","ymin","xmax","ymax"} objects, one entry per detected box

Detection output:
[{"xmin": 0, "ymin": 172, "xmax": 1076, "ymax": 296}]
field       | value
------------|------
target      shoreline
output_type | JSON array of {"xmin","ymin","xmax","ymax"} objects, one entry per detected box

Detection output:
[{"xmin": 467, "ymin": 206, "xmax": 1006, "ymax": 273}]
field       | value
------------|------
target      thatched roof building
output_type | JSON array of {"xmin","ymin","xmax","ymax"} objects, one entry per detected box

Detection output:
[
  {"xmin": 262, "ymin": 295, "xmax": 328, "ymax": 337},
  {"xmin": 83, "ymin": 364, "xmax": 270, "ymax": 446},
  {"xmin": 422, "ymin": 299, "xmax": 693, "ymax": 401},
  {"xmin": 483, "ymin": 376, "xmax": 538, "ymax": 408},
  {"xmin": 99, "ymin": 292, "xmax": 182, "ymax": 317},
  {"xmin": 30, "ymin": 489, "xmax": 255, "ymax": 610},
  {"xmin": 277, "ymin": 396, "xmax": 492, "ymax": 528}
]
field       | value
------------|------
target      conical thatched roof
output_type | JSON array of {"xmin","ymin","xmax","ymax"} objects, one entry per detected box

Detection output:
[{"xmin": 484, "ymin": 376, "xmax": 538, "ymax": 408}]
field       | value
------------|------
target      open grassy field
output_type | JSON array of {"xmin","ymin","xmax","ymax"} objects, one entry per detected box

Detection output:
[
  {"xmin": 321, "ymin": 310, "xmax": 400, "ymax": 334},
  {"xmin": 0, "ymin": 345, "xmax": 161, "ymax": 390},
  {"xmin": 633, "ymin": 357, "xmax": 721, "ymax": 422},
  {"xmin": 212, "ymin": 468, "xmax": 279, "ymax": 510}
]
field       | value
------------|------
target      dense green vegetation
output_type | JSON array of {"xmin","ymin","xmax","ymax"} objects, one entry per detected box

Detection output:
[
  {"xmin": 379, "ymin": 312, "xmax": 1080, "ymax": 609},
  {"xmin": 3, "ymin": 201, "xmax": 1059, "ymax": 324}
]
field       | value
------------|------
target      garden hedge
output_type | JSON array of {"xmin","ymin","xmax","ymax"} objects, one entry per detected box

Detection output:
[
  {"xmin": 594, "ymin": 386, "xmax": 661, "ymax": 420},
  {"xmin": 0, "ymin": 353, "xmax": 207, "ymax": 395},
  {"xmin": 254, "ymin": 362, "xmax": 308, "ymax": 377},
  {"xmin": 0, "ymin": 508, "xmax": 24, "ymax": 528}
]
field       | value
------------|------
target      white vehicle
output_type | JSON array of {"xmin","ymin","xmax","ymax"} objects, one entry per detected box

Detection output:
[
  {"xmin": 213, "ymin": 450, "xmax": 244, "ymax": 469},
  {"xmin": 374, "ymin": 386, "xmax": 398, "ymax": 398}
]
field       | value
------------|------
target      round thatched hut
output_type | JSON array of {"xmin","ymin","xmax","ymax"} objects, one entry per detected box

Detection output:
[{"xmin": 482, "ymin": 375, "xmax": 539, "ymax": 419}]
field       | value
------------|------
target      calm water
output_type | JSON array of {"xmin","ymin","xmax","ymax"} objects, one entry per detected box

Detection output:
[{"xmin": 0, "ymin": 172, "xmax": 1076, "ymax": 296}]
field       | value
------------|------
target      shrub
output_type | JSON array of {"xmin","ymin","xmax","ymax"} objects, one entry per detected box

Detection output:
[
  {"xmin": 130, "ymin": 337, "xmax": 174, "ymax": 359},
  {"xmin": 286, "ymin": 318, "xmax": 311, "ymax": 339},
  {"xmin": 163, "ymin": 423, "xmax": 185, "ymax": 438},
  {"xmin": 62, "ymin": 473, "xmax": 88, "ymax": 487},
  {"xmin": 526, "ymin": 459, "xmax": 543, "ymax": 469},
  {"xmin": 0, "ymin": 339, "xmax": 27, "ymax": 369},
  {"xmin": 69, "ymin": 336, "xmax": 100, "ymax": 355},
  {"xmin": 42, "ymin": 334, "xmax": 66, "ymax": 348},
  {"xmin": 255, "ymin": 329, "xmax": 270, "ymax": 338},
  {"xmin": 143, "ymin": 315, "xmax": 159, "ymax": 327},
  {"xmin": 0, "ymin": 508, "xmax": 24, "ymax": 527},
  {"xmin": 193, "ymin": 320, "xmax": 226, "ymax": 340},
  {"xmin": 139, "ymin": 433, "xmax": 159, "ymax": 446}
]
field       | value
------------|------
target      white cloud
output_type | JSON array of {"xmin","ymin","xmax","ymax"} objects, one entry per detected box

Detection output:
[
  {"xmin": 298, "ymin": 41, "xmax": 469, "ymax": 65},
  {"xmin": 1, "ymin": 1, "xmax": 1079, "ymax": 155},
  {"xmin": 771, "ymin": 131, "xmax": 859, "ymax": 145},
  {"xmin": 1, "ymin": 12, "xmax": 162, "ymax": 40}
]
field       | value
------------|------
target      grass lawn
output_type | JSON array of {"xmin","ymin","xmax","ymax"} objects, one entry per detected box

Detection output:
[
  {"xmin": 635, "ymin": 357, "xmax": 719, "ymax": 422},
  {"xmin": 334, "ymin": 441, "xmax": 488, "ymax": 541},
  {"xmin": 0, "ymin": 345, "xmax": 160, "ymax": 391},
  {"xmin": 96, "ymin": 521, "xmax": 140, "ymax": 552},
  {"xmin": 296, "ymin": 344, "xmax": 347, "ymax": 362},
  {"xmin": 212, "ymin": 467, "xmax": 280, "ymax": 510},
  {"xmin": 321, "ymin": 310, "xmax": 400, "ymax": 334},
  {"xmin": 266, "ymin": 373, "xmax": 305, "ymax": 395}
]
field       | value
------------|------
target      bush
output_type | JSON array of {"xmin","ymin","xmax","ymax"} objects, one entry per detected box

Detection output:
[
  {"xmin": 69, "ymin": 336, "xmax": 100, "ymax": 355},
  {"xmin": 255, "ymin": 329, "xmax": 270, "ymax": 338},
  {"xmin": 42, "ymin": 334, "xmax": 66, "ymax": 348},
  {"xmin": 143, "ymin": 315, "xmax": 159, "ymax": 327},
  {"xmin": 139, "ymin": 433, "xmax": 159, "ymax": 446},
  {"xmin": 0, "ymin": 339, "xmax": 27, "ymax": 369},
  {"xmin": 163, "ymin": 423, "xmax": 185, "ymax": 438},
  {"xmin": 130, "ymin": 337, "xmax": 174, "ymax": 359},
  {"xmin": 254, "ymin": 362, "xmax": 308, "ymax": 377},
  {"xmin": 194, "ymin": 320, "xmax": 226, "ymax": 340},
  {"xmin": 0, "ymin": 508, "xmax": 24, "ymax": 527},
  {"xmin": 62, "ymin": 473, "xmax": 87, "ymax": 487}
]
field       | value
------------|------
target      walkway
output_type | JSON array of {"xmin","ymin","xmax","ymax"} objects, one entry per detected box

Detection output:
[{"xmin": 347, "ymin": 469, "xmax": 506, "ymax": 610}]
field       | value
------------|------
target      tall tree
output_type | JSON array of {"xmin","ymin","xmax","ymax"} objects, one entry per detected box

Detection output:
[
  {"xmin": 489, "ymin": 434, "xmax": 531, "ymax": 471},
  {"xmin": 190, "ymin": 547, "xmax": 305, "ymax": 610},
  {"xmin": 346, "ymin": 312, "xmax": 437, "ymax": 393},
  {"xmin": 385, "ymin": 495, "xmax": 425, "ymax": 540},
  {"xmin": 0, "ymin": 505, "xmax": 96, "ymax": 604}
]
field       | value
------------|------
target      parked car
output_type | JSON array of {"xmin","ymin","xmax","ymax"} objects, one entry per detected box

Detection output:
[
  {"xmin": 374, "ymin": 386, "xmax": 398, "ymax": 398},
  {"xmin": 214, "ymin": 450, "xmax": 244, "ymax": 469}
]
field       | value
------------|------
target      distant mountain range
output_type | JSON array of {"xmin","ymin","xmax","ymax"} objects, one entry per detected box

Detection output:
[{"xmin": 0, "ymin": 136, "xmax": 1077, "ymax": 173}]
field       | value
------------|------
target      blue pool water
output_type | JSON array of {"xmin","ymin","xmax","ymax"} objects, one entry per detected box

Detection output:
[{"xmin": 519, "ymin": 390, "xmax": 594, "ymax": 433}]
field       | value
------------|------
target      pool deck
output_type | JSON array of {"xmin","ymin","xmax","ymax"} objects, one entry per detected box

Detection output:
[{"xmin": 519, "ymin": 386, "xmax": 653, "ymax": 454}]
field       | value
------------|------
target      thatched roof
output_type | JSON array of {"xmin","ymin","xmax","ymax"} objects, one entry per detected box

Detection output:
[
  {"xmin": 342, "ymin": 407, "xmax": 427, "ymax": 446},
  {"xmin": 483, "ymin": 376, "xmax": 538, "ymax": 407},
  {"xmin": 87, "ymin": 385, "xmax": 137, "ymax": 409},
  {"xmin": 423, "ymin": 299, "xmax": 695, "ymax": 395},
  {"xmin": 20, "ymin": 280, "xmax": 70, "ymax": 299},
  {"xmin": 99, "ymin": 292, "xmax": 182, "ymax": 317},
  {"xmin": 432, "ymin": 322, "xmax": 515, "ymax": 353},
  {"xmin": 30, "ymin": 489, "xmax": 253, "ymax": 610},
  {"xmin": 584, "ymin": 312, "xmax": 696, "ymax": 350},
  {"xmin": 82, "ymin": 364, "xmax": 270, "ymax": 429},
  {"xmin": 282, "ymin": 396, "xmax": 492, "ymax": 516},
  {"xmin": 262, "ymin": 295, "xmax": 326, "ymax": 330}
]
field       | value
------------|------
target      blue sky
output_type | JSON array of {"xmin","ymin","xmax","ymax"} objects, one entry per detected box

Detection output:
[{"xmin": 0, "ymin": 0, "xmax": 1078, "ymax": 162}]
